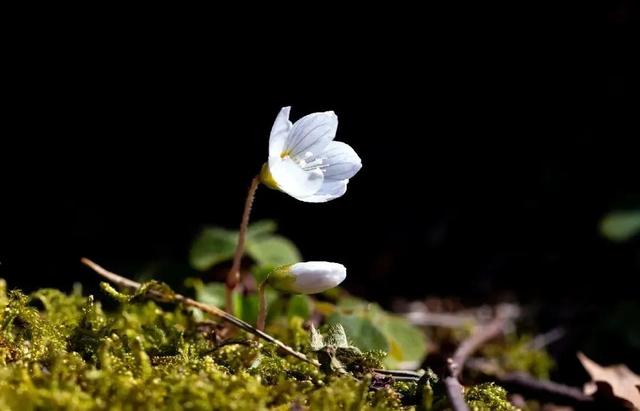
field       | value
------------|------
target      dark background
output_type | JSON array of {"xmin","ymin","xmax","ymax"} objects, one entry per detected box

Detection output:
[{"xmin": 1, "ymin": 3, "xmax": 638, "ymax": 374}]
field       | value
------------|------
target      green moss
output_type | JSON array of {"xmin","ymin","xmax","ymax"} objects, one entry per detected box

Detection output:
[
  {"xmin": 0, "ymin": 280, "xmax": 534, "ymax": 410},
  {"xmin": 480, "ymin": 335, "xmax": 554, "ymax": 379},
  {"xmin": 464, "ymin": 383, "xmax": 520, "ymax": 411},
  {"xmin": 0, "ymin": 282, "xmax": 411, "ymax": 410}
]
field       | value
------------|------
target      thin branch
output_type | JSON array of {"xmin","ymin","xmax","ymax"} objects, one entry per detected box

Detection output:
[
  {"xmin": 465, "ymin": 359, "xmax": 593, "ymax": 405},
  {"xmin": 444, "ymin": 315, "xmax": 509, "ymax": 411},
  {"xmin": 528, "ymin": 327, "xmax": 565, "ymax": 350},
  {"xmin": 494, "ymin": 372, "xmax": 593, "ymax": 405},
  {"xmin": 444, "ymin": 373, "xmax": 470, "ymax": 411},
  {"xmin": 450, "ymin": 316, "xmax": 507, "ymax": 379},
  {"xmin": 81, "ymin": 258, "xmax": 319, "ymax": 367},
  {"xmin": 373, "ymin": 369, "xmax": 424, "ymax": 380},
  {"xmin": 404, "ymin": 311, "xmax": 477, "ymax": 328}
]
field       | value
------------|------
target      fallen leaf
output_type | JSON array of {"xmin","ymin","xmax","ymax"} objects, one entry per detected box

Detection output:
[{"xmin": 578, "ymin": 352, "xmax": 640, "ymax": 409}]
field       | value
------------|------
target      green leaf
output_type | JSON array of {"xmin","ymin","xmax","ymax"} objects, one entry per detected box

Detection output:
[
  {"xmin": 246, "ymin": 235, "xmax": 301, "ymax": 266},
  {"xmin": 240, "ymin": 294, "xmax": 259, "ymax": 325},
  {"xmin": 188, "ymin": 281, "xmax": 226, "ymax": 307},
  {"xmin": 325, "ymin": 323, "xmax": 350, "ymax": 348},
  {"xmin": 327, "ymin": 313, "xmax": 389, "ymax": 352},
  {"xmin": 378, "ymin": 315, "xmax": 427, "ymax": 369},
  {"xmin": 247, "ymin": 220, "xmax": 278, "ymax": 240},
  {"xmin": 186, "ymin": 280, "xmax": 246, "ymax": 318},
  {"xmin": 600, "ymin": 210, "xmax": 640, "ymax": 242},
  {"xmin": 287, "ymin": 295, "xmax": 312, "ymax": 320},
  {"xmin": 334, "ymin": 298, "xmax": 427, "ymax": 368},
  {"xmin": 190, "ymin": 222, "xmax": 298, "ymax": 272},
  {"xmin": 240, "ymin": 288, "xmax": 278, "ymax": 325},
  {"xmin": 189, "ymin": 228, "xmax": 237, "ymax": 271}
]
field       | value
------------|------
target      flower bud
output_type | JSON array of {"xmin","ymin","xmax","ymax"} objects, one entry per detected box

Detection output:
[{"xmin": 267, "ymin": 261, "xmax": 346, "ymax": 294}]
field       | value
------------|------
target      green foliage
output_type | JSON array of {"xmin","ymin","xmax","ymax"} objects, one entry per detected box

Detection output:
[
  {"xmin": 246, "ymin": 220, "xmax": 278, "ymax": 239},
  {"xmin": 0, "ymin": 280, "xmax": 533, "ymax": 410},
  {"xmin": 380, "ymin": 315, "xmax": 429, "ymax": 370},
  {"xmin": 308, "ymin": 324, "xmax": 387, "ymax": 377},
  {"xmin": 286, "ymin": 294, "xmax": 312, "ymax": 320},
  {"xmin": 329, "ymin": 297, "xmax": 427, "ymax": 368},
  {"xmin": 328, "ymin": 313, "xmax": 390, "ymax": 352},
  {"xmin": 246, "ymin": 235, "xmax": 300, "ymax": 267},
  {"xmin": 189, "ymin": 220, "xmax": 301, "ymax": 272},
  {"xmin": 186, "ymin": 279, "xmax": 307, "ymax": 326},
  {"xmin": 480, "ymin": 335, "xmax": 554, "ymax": 379},
  {"xmin": 0, "ymin": 281, "xmax": 412, "ymax": 411},
  {"xmin": 600, "ymin": 209, "xmax": 640, "ymax": 242},
  {"xmin": 189, "ymin": 227, "xmax": 237, "ymax": 271},
  {"xmin": 308, "ymin": 375, "xmax": 403, "ymax": 410}
]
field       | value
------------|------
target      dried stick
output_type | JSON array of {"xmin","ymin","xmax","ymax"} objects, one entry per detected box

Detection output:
[
  {"xmin": 81, "ymin": 257, "xmax": 318, "ymax": 366},
  {"xmin": 82, "ymin": 258, "xmax": 424, "ymax": 383},
  {"xmin": 444, "ymin": 315, "xmax": 508, "ymax": 411},
  {"xmin": 494, "ymin": 372, "xmax": 592, "ymax": 405}
]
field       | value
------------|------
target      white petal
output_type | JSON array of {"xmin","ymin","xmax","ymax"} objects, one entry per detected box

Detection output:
[
  {"xmin": 319, "ymin": 141, "xmax": 362, "ymax": 181},
  {"xmin": 289, "ymin": 261, "xmax": 346, "ymax": 294},
  {"xmin": 284, "ymin": 111, "xmax": 337, "ymax": 158},
  {"xmin": 269, "ymin": 107, "xmax": 293, "ymax": 157},
  {"xmin": 294, "ymin": 180, "xmax": 348, "ymax": 203},
  {"xmin": 268, "ymin": 156, "xmax": 324, "ymax": 197}
]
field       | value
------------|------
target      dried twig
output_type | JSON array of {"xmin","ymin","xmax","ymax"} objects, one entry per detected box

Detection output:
[
  {"xmin": 81, "ymin": 257, "xmax": 319, "ymax": 366},
  {"xmin": 82, "ymin": 257, "xmax": 427, "ymax": 383},
  {"xmin": 466, "ymin": 358, "xmax": 592, "ymax": 405},
  {"xmin": 374, "ymin": 369, "xmax": 424, "ymax": 380},
  {"xmin": 528, "ymin": 327, "xmax": 565, "ymax": 350},
  {"xmin": 495, "ymin": 372, "xmax": 592, "ymax": 405},
  {"xmin": 444, "ymin": 315, "xmax": 509, "ymax": 411},
  {"xmin": 404, "ymin": 310, "xmax": 477, "ymax": 328}
]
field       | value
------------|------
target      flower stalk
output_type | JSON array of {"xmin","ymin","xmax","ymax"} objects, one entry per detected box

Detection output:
[
  {"xmin": 225, "ymin": 175, "xmax": 260, "ymax": 314},
  {"xmin": 257, "ymin": 281, "xmax": 267, "ymax": 331}
]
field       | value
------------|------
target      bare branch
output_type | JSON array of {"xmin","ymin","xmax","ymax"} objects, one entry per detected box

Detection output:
[
  {"xmin": 444, "ymin": 314, "xmax": 510, "ymax": 411},
  {"xmin": 496, "ymin": 372, "xmax": 593, "ymax": 405}
]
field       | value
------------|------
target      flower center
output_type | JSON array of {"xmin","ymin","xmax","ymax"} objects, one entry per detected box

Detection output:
[{"xmin": 282, "ymin": 150, "xmax": 326, "ymax": 172}]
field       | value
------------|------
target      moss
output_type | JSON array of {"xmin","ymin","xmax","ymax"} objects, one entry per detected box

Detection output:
[
  {"xmin": 308, "ymin": 375, "xmax": 403, "ymax": 410},
  {"xmin": 0, "ymin": 281, "xmax": 411, "ymax": 410},
  {"xmin": 0, "ymin": 280, "xmax": 534, "ymax": 410},
  {"xmin": 464, "ymin": 383, "xmax": 520, "ymax": 411},
  {"xmin": 480, "ymin": 335, "xmax": 554, "ymax": 379}
]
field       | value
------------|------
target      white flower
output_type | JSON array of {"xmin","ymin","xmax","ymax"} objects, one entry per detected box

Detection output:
[
  {"xmin": 260, "ymin": 106, "xmax": 362, "ymax": 203},
  {"xmin": 267, "ymin": 261, "xmax": 347, "ymax": 294}
]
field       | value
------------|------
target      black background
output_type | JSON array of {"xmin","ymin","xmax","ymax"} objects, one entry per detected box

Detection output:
[{"xmin": 1, "ymin": 2, "xmax": 638, "ymax": 373}]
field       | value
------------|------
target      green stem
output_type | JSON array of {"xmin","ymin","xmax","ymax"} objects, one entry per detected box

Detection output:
[
  {"xmin": 225, "ymin": 175, "xmax": 260, "ymax": 314},
  {"xmin": 257, "ymin": 281, "xmax": 267, "ymax": 331}
]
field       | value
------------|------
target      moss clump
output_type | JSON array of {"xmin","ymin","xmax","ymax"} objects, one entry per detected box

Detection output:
[
  {"xmin": 464, "ymin": 383, "xmax": 520, "ymax": 411},
  {"xmin": 480, "ymin": 335, "xmax": 554, "ymax": 379},
  {"xmin": 0, "ymin": 280, "xmax": 528, "ymax": 410},
  {"xmin": 0, "ymin": 281, "xmax": 409, "ymax": 410}
]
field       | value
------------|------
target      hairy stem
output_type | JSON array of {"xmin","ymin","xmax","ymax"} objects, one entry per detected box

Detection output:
[{"xmin": 225, "ymin": 175, "xmax": 260, "ymax": 314}]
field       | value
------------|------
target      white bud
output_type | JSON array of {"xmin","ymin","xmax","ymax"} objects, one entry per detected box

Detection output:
[{"xmin": 267, "ymin": 261, "xmax": 346, "ymax": 294}]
